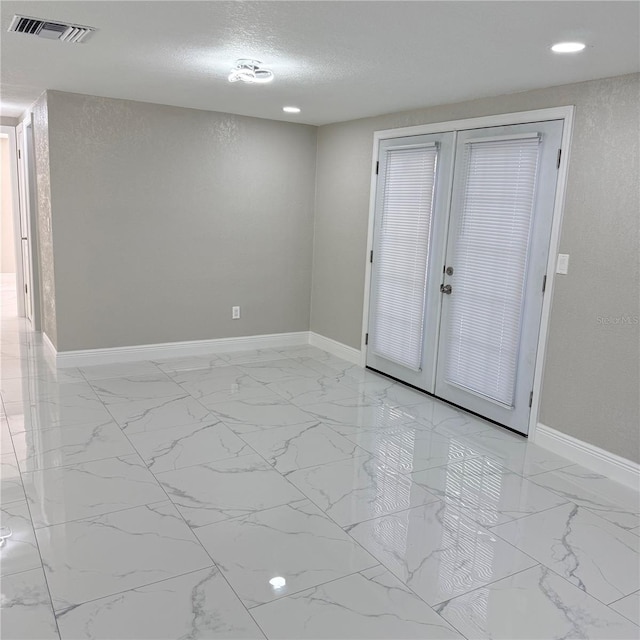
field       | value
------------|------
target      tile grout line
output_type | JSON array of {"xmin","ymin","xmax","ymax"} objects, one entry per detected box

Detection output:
[
  {"xmin": 486, "ymin": 499, "xmax": 574, "ymax": 531},
  {"xmin": 336, "ymin": 496, "xmax": 551, "ymax": 630},
  {"xmin": 30, "ymin": 498, "xmax": 170, "ymax": 531},
  {"xmin": 16, "ymin": 445, "xmax": 143, "ymax": 476},
  {"xmin": 608, "ymin": 588, "xmax": 640, "ymax": 607},
  {"xmin": 246, "ymin": 564, "xmax": 383, "ymax": 612},
  {"xmin": 487, "ymin": 503, "xmax": 640, "ymax": 612},
  {"xmin": 51, "ymin": 565, "xmax": 227, "ymax": 617},
  {"xmin": 431, "ymin": 562, "xmax": 547, "ymax": 638},
  {"xmin": 526, "ymin": 472, "xmax": 640, "ymax": 521},
  {"xmin": 6, "ymin": 397, "xmax": 64, "ymax": 640}
]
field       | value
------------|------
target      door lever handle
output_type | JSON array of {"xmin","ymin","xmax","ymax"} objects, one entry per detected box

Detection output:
[{"xmin": 440, "ymin": 284, "xmax": 452, "ymax": 295}]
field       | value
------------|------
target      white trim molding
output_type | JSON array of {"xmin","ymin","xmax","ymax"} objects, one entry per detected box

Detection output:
[
  {"xmin": 535, "ymin": 423, "xmax": 640, "ymax": 491},
  {"xmin": 50, "ymin": 331, "xmax": 310, "ymax": 368},
  {"xmin": 309, "ymin": 332, "xmax": 361, "ymax": 365},
  {"xmin": 1, "ymin": 125, "xmax": 25, "ymax": 318}
]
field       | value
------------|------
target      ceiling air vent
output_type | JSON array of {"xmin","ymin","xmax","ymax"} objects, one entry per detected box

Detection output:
[{"xmin": 8, "ymin": 15, "xmax": 95, "ymax": 43}]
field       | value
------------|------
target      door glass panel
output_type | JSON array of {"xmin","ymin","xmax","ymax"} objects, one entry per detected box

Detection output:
[
  {"xmin": 370, "ymin": 143, "xmax": 439, "ymax": 371},
  {"xmin": 443, "ymin": 135, "xmax": 541, "ymax": 406}
]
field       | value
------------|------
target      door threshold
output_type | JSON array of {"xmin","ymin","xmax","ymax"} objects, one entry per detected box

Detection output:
[{"xmin": 365, "ymin": 366, "xmax": 528, "ymax": 439}]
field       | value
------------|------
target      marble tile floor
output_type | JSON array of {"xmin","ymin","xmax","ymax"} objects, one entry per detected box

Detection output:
[{"xmin": 0, "ymin": 275, "xmax": 639, "ymax": 639}]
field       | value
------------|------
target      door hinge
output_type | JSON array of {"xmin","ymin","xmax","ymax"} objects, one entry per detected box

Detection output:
[
  {"xmin": 556, "ymin": 148, "xmax": 562, "ymax": 169},
  {"xmin": 375, "ymin": 161, "xmax": 379, "ymax": 175},
  {"xmin": 542, "ymin": 275, "xmax": 547, "ymax": 293},
  {"xmin": 24, "ymin": 283, "xmax": 28, "ymax": 295},
  {"xmin": 370, "ymin": 250, "xmax": 373, "ymax": 263},
  {"xmin": 529, "ymin": 390, "xmax": 534, "ymax": 407},
  {"xmin": 17, "ymin": 149, "xmax": 21, "ymax": 160},
  {"xmin": 365, "ymin": 333, "xmax": 369, "ymax": 345}
]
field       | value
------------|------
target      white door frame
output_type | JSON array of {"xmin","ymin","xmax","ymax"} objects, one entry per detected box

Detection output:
[
  {"xmin": 1, "ymin": 125, "xmax": 25, "ymax": 317},
  {"xmin": 360, "ymin": 106, "xmax": 575, "ymax": 441},
  {"xmin": 16, "ymin": 114, "xmax": 41, "ymax": 330}
]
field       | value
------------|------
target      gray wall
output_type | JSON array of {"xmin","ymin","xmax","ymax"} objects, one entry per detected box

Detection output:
[
  {"xmin": 32, "ymin": 93, "xmax": 57, "ymax": 345},
  {"xmin": 44, "ymin": 91, "xmax": 317, "ymax": 351},
  {"xmin": 311, "ymin": 73, "xmax": 640, "ymax": 462}
]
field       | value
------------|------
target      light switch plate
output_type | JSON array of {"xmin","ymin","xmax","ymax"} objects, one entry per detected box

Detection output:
[{"xmin": 556, "ymin": 253, "xmax": 570, "ymax": 275}]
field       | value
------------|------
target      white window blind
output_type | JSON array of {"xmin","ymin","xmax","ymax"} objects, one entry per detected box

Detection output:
[
  {"xmin": 371, "ymin": 143, "xmax": 438, "ymax": 371},
  {"xmin": 444, "ymin": 135, "xmax": 541, "ymax": 406}
]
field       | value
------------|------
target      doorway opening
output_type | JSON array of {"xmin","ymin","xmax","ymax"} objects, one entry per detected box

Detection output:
[
  {"xmin": 1, "ymin": 129, "xmax": 19, "ymax": 320},
  {"xmin": 1, "ymin": 121, "xmax": 40, "ymax": 330}
]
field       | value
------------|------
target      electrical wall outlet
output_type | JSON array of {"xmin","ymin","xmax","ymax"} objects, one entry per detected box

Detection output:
[
  {"xmin": 232, "ymin": 306, "xmax": 241, "ymax": 319},
  {"xmin": 556, "ymin": 254, "xmax": 570, "ymax": 275}
]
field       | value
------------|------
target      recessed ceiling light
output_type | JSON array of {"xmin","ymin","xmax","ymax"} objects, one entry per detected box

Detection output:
[
  {"xmin": 228, "ymin": 59, "xmax": 274, "ymax": 84},
  {"xmin": 551, "ymin": 42, "xmax": 586, "ymax": 53},
  {"xmin": 283, "ymin": 106, "xmax": 301, "ymax": 113}
]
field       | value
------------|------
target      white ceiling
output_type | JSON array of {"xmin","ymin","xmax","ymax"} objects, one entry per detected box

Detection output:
[{"xmin": 1, "ymin": 1, "xmax": 638, "ymax": 125}]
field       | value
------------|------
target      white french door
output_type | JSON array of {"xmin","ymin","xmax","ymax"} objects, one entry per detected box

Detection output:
[
  {"xmin": 366, "ymin": 132, "xmax": 454, "ymax": 391},
  {"xmin": 367, "ymin": 119, "xmax": 564, "ymax": 435}
]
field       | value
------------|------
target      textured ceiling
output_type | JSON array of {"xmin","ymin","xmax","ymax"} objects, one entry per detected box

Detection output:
[{"xmin": 1, "ymin": 1, "xmax": 638, "ymax": 125}]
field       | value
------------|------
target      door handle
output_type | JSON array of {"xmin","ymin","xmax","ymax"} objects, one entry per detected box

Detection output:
[{"xmin": 440, "ymin": 284, "xmax": 452, "ymax": 295}]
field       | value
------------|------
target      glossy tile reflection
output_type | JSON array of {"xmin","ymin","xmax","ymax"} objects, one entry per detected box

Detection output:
[
  {"xmin": 0, "ymin": 451, "xmax": 25, "ymax": 504},
  {"xmin": 0, "ymin": 500, "xmax": 40, "ymax": 576},
  {"xmin": 195, "ymin": 500, "xmax": 377, "ymax": 607},
  {"xmin": 349, "ymin": 501, "xmax": 537, "ymax": 605},
  {"xmin": 342, "ymin": 425, "xmax": 484, "ymax": 474},
  {"xmin": 1, "ymin": 276, "xmax": 639, "ymax": 640},
  {"xmin": 287, "ymin": 455, "xmax": 439, "ymax": 526},
  {"xmin": 252, "ymin": 565, "xmax": 464, "ymax": 639},
  {"xmin": 410, "ymin": 457, "xmax": 568, "ymax": 527}
]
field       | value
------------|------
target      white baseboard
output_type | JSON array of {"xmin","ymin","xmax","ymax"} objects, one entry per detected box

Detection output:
[
  {"xmin": 308, "ymin": 332, "xmax": 361, "ymax": 365},
  {"xmin": 534, "ymin": 423, "xmax": 640, "ymax": 491},
  {"xmin": 42, "ymin": 332, "xmax": 57, "ymax": 366},
  {"xmin": 52, "ymin": 331, "xmax": 310, "ymax": 368},
  {"xmin": 48, "ymin": 330, "xmax": 363, "ymax": 369}
]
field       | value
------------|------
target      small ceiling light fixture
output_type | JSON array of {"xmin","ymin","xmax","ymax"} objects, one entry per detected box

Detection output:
[
  {"xmin": 282, "ymin": 106, "xmax": 301, "ymax": 114},
  {"xmin": 228, "ymin": 59, "xmax": 274, "ymax": 84},
  {"xmin": 551, "ymin": 42, "xmax": 586, "ymax": 53}
]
